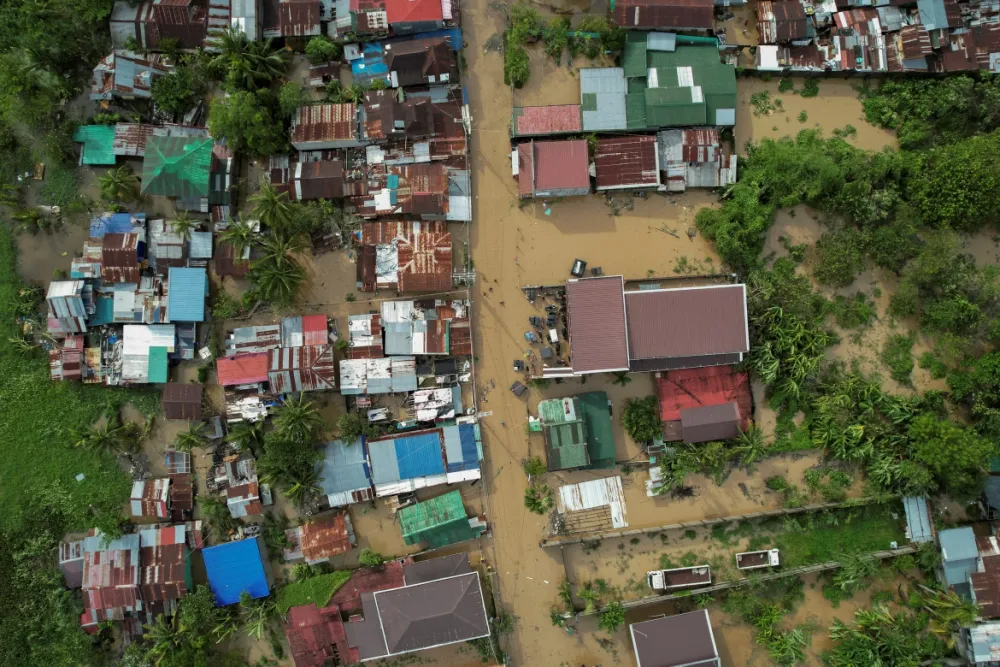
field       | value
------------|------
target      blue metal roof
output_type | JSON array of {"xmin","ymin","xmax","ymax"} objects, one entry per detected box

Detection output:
[
  {"xmin": 940, "ymin": 526, "xmax": 979, "ymax": 587},
  {"xmin": 444, "ymin": 423, "xmax": 480, "ymax": 473},
  {"xmin": 167, "ymin": 267, "xmax": 207, "ymax": 322},
  {"xmin": 203, "ymin": 538, "xmax": 270, "ymax": 606},
  {"xmin": 369, "ymin": 431, "xmax": 445, "ymax": 483},
  {"xmin": 902, "ymin": 496, "xmax": 933, "ymax": 544},
  {"xmin": 90, "ymin": 296, "xmax": 114, "ymax": 326},
  {"xmin": 89, "ymin": 212, "xmax": 146, "ymax": 238},
  {"xmin": 318, "ymin": 438, "xmax": 372, "ymax": 495}
]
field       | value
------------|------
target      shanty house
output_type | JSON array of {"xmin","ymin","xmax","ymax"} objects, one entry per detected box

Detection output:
[
  {"xmin": 47, "ymin": 280, "xmax": 89, "ymax": 335},
  {"xmin": 757, "ymin": 1, "xmax": 812, "ymax": 45},
  {"xmin": 629, "ymin": 609, "xmax": 721, "ymax": 667},
  {"xmin": 339, "ymin": 554, "xmax": 490, "ymax": 661},
  {"xmin": 91, "ymin": 51, "xmax": 169, "ymax": 101},
  {"xmin": 613, "ymin": 0, "xmax": 714, "ymax": 31},
  {"xmin": 593, "ymin": 135, "xmax": 662, "ymax": 191},
  {"xmin": 339, "ymin": 356, "xmax": 418, "ymax": 394},
  {"xmin": 162, "ymin": 382, "xmax": 203, "ymax": 419},
  {"xmin": 203, "ymin": 537, "xmax": 271, "ymax": 605},
  {"xmin": 74, "ymin": 125, "xmax": 117, "ymax": 166},
  {"xmin": 380, "ymin": 299, "xmax": 470, "ymax": 355},
  {"xmin": 227, "ymin": 481, "xmax": 264, "ymax": 517},
  {"xmin": 217, "ymin": 352, "xmax": 270, "ymax": 386},
  {"xmin": 657, "ymin": 128, "xmax": 737, "ymax": 191},
  {"xmin": 511, "ymin": 105, "xmax": 583, "ymax": 138},
  {"xmin": 110, "ymin": 0, "xmax": 208, "ymax": 51},
  {"xmin": 539, "ymin": 392, "xmax": 616, "ymax": 471},
  {"xmin": 398, "ymin": 490, "xmax": 486, "ymax": 549},
  {"xmin": 276, "ymin": 0, "xmax": 321, "ymax": 38},
  {"xmin": 903, "ymin": 496, "xmax": 934, "ymax": 544},
  {"xmin": 148, "ymin": 219, "xmax": 187, "ymax": 273},
  {"xmin": 318, "ymin": 438, "xmax": 375, "ymax": 507},
  {"xmin": 347, "ymin": 313, "xmax": 384, "ymax": 359},
  {"xmin": 291, "ymin": 104, "xmax": 362, "ymax": 151},
  {"xmin": 50, "ymin": 335, "xmax": 86, "ymax": 381},
  {"xmin": 940, "ymin": 526, "xmax": 981, "ymax": 597},
  {"xmin": 357, "ymin": 220, "xmax": 453, "ymax": 292},
  {"xmin": 267, "ymin": 345, "xmax": 338, "ymax": 392},
  {"xmin": 79, "ymin": 532, "xmax": 141, "ymax": 630},
  {"xmin": 102, "ymin": 233, "xmax": 143, "ymax": 284},
  {"xmin": 131, "ymin": 478, "xmax": 171, "ymax": 518},
  {"xmin": 281, "ymin": 315, "xmax": 329, "ymax": 347},
  {"xmin": 368, "ymin": 429, "xmax": 448, "ymax": 496},
  {"xmin": 188, "ymin": 230, "xmax": 213, "ymax": 266},
  {"xmin": 283, "ymin": 511, "xmax": 356, "ymax": 564},
  {"xmin": 580, "ymin": 67, "xmax": 628, "ymax": 132},
  {"xmin": 515, "ymin": 139, "xmax": 591, "ymax": 199},
  {"xmin": 166, "ymin": 266, "xmax": 207, "ymax": 322},
  {"xmin": 137, "ymin": 523, "xmax": 197, "ymax": 605},
  {"xmin": 141, "ymin": 135, "xmax": 214, "ymax": 203},
  {"xmin": 385, "ymin": 0, "xmax": 444, "ymax": 34},
  {"xmin": 122, "ymin": 324, "xmax": 175, "ymax": 383}
]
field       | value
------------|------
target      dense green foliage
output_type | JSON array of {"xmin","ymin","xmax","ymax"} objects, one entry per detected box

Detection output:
[
  {"xmin": 304, "ymin": 36, "xmax": 341, "ymax": 64},
  {"xmin": 621, "ymin": 396, "xmax": 662, "ymax": 443},
  {"xmin": 824, "ymin": 604, "xmax": 947, "ymax": 666},
  {"xmin": 209, "ymin": 89, "xmax": 288, "ymax": 157}
]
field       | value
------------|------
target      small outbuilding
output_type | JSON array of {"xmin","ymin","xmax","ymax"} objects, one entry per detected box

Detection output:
[
  {"xmin": 398, "ymin": 490, "xmax": 486, "ymax": 549},
  {"xmin": 679, "ymin": 402, "xmax": 741, "ymax": 443},
  {"xmin": 162, "ymin": 383, "xmax": 203, "ymax": 420}
]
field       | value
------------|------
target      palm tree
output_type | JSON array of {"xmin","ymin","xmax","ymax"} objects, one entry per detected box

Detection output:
[
  {"xmin": 144, "ymin": 614, "xmax": 185, "ymax": 665},
  {"xmin": 919, "ymin": 584, "xmax": 981, "ymax": 639},
  {"xmin": 174, "ymin": 422, "xmax": 208, "ymax": 453},
  {"xmin": 253, "ymin": 254, "xmax": 306, "ymax": 304},
  {"xmin": 324, "ymin": 79, "xmax": 344, "ymax": 103},
  {"xmin": 246, "ymin": 39, "xmax": 288, "ymax": 85},
  {"xmin": 341, "ymin": 83, "xmax": 367, "ymax": 104},
  {"xmin": 99, "ymin": 165, "xmax": 139, "ymax": 203},
  {"xmin": 610, "ymin": 371, "xmax": 632, "ymax": 387},
  {"xmin": 219, "ymin": 217, "xmax": 259, "ymax": 260},
  {"xmin": 284, "ymin": 468, "xmax": 321, "ymax": 507},
  {"xmin": 239, "ymin": 591, "xmax": 277, "ymax": 640},
  {"xmin": 259, "ymin": 232, "xmax": 307, "ymax": 265},
  {"xmin": 251, "ymin": 179, "xmax": 294, "ymax": 231},
  {"xmin": 72, "ymin": 420, "xmax": 124, "ymax": 454},
  {"xmin": 732, "ymin": 424, "xmax": 768, "ymax": 469},
  {"xmin": 210, "ymin": 27, "xmax": 252, "ymax": 74},
  {"xmin": 169, "ymin": 211, "xmax": 198, "ymax": 239},
  {"xmin": 227, "ymin": 419, "xmax": 266, "ymax": 455},
  {"xmin": 274, "ymin": 393, "xmax": 324, "ymax": 443}
]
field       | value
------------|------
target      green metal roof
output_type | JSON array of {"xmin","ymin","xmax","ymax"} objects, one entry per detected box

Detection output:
[
  {"xmin": 623, "ymin": 34, "xmax": 648, "ymax": 78},
  {"xmin": 147, "ymin": 346, "xmax": 169, "ymax": 383},
  {"xmin": 645, "ymin": 88, "xmax": 707, "ymax": 127},
  {"xmin": 578, "ymin": 392, "xmax": 615, "ymax": 469},
  {"xmin": 73, "ymin": 125, "xmax": 116, "ymax": 166},
  {"xmin": 141, "ymin": 135, "xmax": 213, "ymax": 198},
  {"xmin": 626, "ymin": 93, "xmax": 648, "ymax": 130},
  {"xmin": 398, "ymin": 490, "xmax": 483, "ymax": 549}
]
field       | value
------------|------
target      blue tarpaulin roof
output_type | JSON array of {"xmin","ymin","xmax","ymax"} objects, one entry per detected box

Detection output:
[
  {"xmin": 167, "ymin": 267, "xmax": 207, "ymax": 322},
  {"xmin": 89, "ymin": 212, "xmax": 146, "ymax": 238},
  {"xmin": 369, "ymin": 431, "xmax": 445, "ymax": 484},
  {"xmin": 203, "ymin": 538, "xmax": 270, "ymax": 606}
]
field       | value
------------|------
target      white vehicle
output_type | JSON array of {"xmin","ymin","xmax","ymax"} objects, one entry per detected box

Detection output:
[
  {"xmin": 735, "ymin": 548, "xmax": 781, "ymax": 571},
  {"xmin": 647, "ymin": 565, "xmax": 712, "ymax": 592}
]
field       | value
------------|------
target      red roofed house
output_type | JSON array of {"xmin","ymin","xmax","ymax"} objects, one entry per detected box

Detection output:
[
  {"xmin": 515, "ymin": 139, "xmax": 591, "ymax": 199},
  {"xmin": 283, "ymin": 510, "xmax": 357, "ymax": 564},
  {"xmin": 594, "ymin": 135, "xmax": 662, "ymax": 191},
  {"xmin": 565, "ymin": 276, "xmax": 631, "ymax": 375},
  {"xmin": 512, "ymin": 105, "xmax": 583, "ymax": 138},
  {"xmin": 284, "ymin": 559, "xmax": 409, "ymax": 666},
  {"xmin": 613, "ymin": 0, "xmax": 714, "ymax": 31},
  {"xmin": 656, "ymin": 366, "xmax": 752, "ymax": 441},
  {"xmin": 217, "ymin": 352, "xmax": 270, "ymax": 387},
  {"xmin": 385, "ymin": 0, "xmax": 444, "ymax": 34},
  {"xmin": 356, "ymin": 220, "xmax": 453, "ymax": 292},
  {"xmin": 291, "ymin": 104, "xmax": 362, "ymax": 151}
]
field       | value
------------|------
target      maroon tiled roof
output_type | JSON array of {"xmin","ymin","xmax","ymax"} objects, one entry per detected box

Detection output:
[
  {"xmin": 566, "ymin": 276, "xmax": 630, "ymax": 373},
  {"xmin": 594, "ymin": 135, "xmax": 659, "ymax": 190},
  {"xmin": 625, "ymin": 285, "xmax": 749, "ymax": 364},
  {"xmin": 614, "ymin": 0, "xmax": 713, "ymax": 29},
  {"xmin": 513, "ymin": 105, "xmax": 583, "ymax": 137}
]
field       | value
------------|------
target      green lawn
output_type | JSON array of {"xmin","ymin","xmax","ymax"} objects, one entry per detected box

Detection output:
[
  {"xmin": 0, "ymin": 226, "xmax": 158, "ymax": 535},
  {"xmin": 276, "ymin": 571, "xmax": 352, "ymax": 613}
]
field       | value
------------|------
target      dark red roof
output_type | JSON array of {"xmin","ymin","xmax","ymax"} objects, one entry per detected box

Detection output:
[
  {"xmin": 330, "ymin": 559, "xmax": 408, "ymax": 612},
  {"xmin": 971, "ymin": 553, "xmax": 1000, "ymax": 619},
  {"xmin": 614, "ymin": 0, "xmax": 713, "ymax": 29},
  {"xmin": 594, "ymin": 135, "xmax": 659, "ymax": 190},
  {"xmin": 385, "ymin": 0, "xmax": 442, "ymax": 24},
  {"xmin": 513, "ymin": 105, "xmax": 583, "ymax": 137},
  {"xmin": 517, "ymin": 140, "xmax": 590, "ymax": 197},
  {"xmin": 286, "ymin": 602, "xmax": 357, "ymax": 667},
  {"xmin": 293, "ymin": 160, "xmax": 345, "ymax": 200},
  {"xmin": 101, "ymin": 233, "xmax": 141, "ymax": 284},
  {"xmin": 656, "ymin": 365, "xmax": 752, "ymax": 426},
  {"xmin": 216, "ymin": 352, "xmax": 270, "ymax": 386},
  {"xmin": 214, "ymin": 241, "xmax": 250, "ymax": 278},
  {"xmin": 566, "ymin": 276, "xmax": 630, "ymax": 374},
  {"xmin": 162, "ymin": 382, "xmax": 203, "ymax": 420},
  {"xmin": 625, "ymin": 285, "xmax": 749, "ymax": 364}
]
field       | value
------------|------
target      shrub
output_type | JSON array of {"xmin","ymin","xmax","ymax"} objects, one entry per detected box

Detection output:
[
  {"xmin": 504, "ymin": 44, "xmax": 530, "ymax": 88},
  {"xmin": 800, "ymin": 78, "xmax": 820, "ymax": 98},
  {"xmin": 358, "ymin": 548, "xmax": 384, "ymax": 567},
  {"xmin": 524, "ymin": 484, "xmax": 554, "ymax": 514},
  {"xmin": 522, "ymin": 456, "xmax": 547, "ymax": 478},
  {"xmin": 305, "ymin": 36, "xmax": 340, "ymax": 64},
  {"xmin": 622, "ymin": 396, "xmax": 662, "ymax": 443},
  {"xmin": 598, "ymin": 601, "xmax": 625, "ymax": 633},
  {"xmin": 881, "ymin": 333, "xmax": 915, "ymax": 385},
  {"xmin": 814, "ymin": 227, "xmax": 865, "ymax": 288}
]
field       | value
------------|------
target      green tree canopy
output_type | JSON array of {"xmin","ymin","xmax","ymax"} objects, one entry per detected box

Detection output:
[
  {"xmin": 209, "ymin": 90, "xmax": 287, "ymax": 157},
  {"xmin": 622, "ymin": 396, "xmax": 662, "ymax": 443}
]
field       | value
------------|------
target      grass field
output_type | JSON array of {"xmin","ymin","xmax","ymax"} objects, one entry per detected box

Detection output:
[
  {"xmin": 0, "ymin": 226, "xmax": 158, "ymax": 535},
  {"xmin": 276, "ymin": 571, "xmax": 352, "ymax": 613}
]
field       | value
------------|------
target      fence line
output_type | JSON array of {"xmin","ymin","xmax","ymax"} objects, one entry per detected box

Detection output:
[
  {"xmin": 540, "ymin": 497, "xmax": 883, "ymax": 548},
  {"xmin": 578, "ymin": 545, "xmax": 920, "ymax": 616}
]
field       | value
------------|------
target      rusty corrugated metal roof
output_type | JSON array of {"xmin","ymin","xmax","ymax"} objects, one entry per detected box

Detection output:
[
  {"xmin": 291, "ymin": 104, "xmax": 357, "ymax": 145},
  {"xmin": 162, "ymin": 382, "xmax": 203, "ymax": 419},
  {"xmin": 279, "ymin": 0, "xmax": 321, "ymax": 36},
  {"xmin": 268, "ymin": 345, "xmax": 337, "ymax": 392},
  {"xmin": 566, "ymin": 276, "xmax": 630, "ymax": 374},
  {"xmin": 101, "ymin": 233, "xmax": 141, "ymax": 284},
  {"xmin": 512, "ymin": 105, "xmax": 583, "ymax": 137},
  {"xmin": 360, "ymin": 220, "xmax": 452, "ymax": 292},
  {"xmin": 614, "ymin": 0, "xmax": 713, "ymax": 29},
  {"xmin": 299, "ymin": 511, "xmax": 355, "ymax": 561},
  {"xmin": 594, "ymin": 135, "xmax": 659, "ymax": 190}
]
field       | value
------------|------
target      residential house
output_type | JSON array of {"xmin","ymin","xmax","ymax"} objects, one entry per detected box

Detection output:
[
  {"xmin": 593, "ymin": 135, "xmax": 662, "ymax": 192},
  {"xmin": 274, "ymin": 0, "xmax": 322, "ymax": 38},
  {"xmin": 79, "ymin": 532, "xmax": 141, "ymax": 631},
  {"xmin": 166, "ymin": 267, "xmax": 207, "ymax": 322},
  {"xmin": 629, "ymin": 609, "xmax": 721, "ymax": 667},
  {"xmin": 356, "ymin": 220, "xmax": 453, "ymax": 292},
  {"xmin": 110, "ymin": 0, "xmax": 208, "ymax": 51},
  {"xmin": 385, "ymin": 0, "xmax": 444, "ymax": 34},
  {"xmin": 556, "ymin": 475, "xmax": 628, "ymax": 531},
  {"xmin": 226, "ymin": 324, "xmax": 282, "ymax": 356},
  {"xmin": 940, "ymin": 526, "xmax": 981, "ymax": 598},
  {"xmin": 217, "ymin": 352, "xmax": 271, "ymax": 386},
  {"xmin": 331, "ymin": 0, "xmax": 390, "ymax": 37},
  {"xmin": 679, "ymin": 402, "xmax": 742, "ymax": 443},
  {"xmin": 148, "ymin": 219, "xmax": 187, "ymax": 273},
  {"xmin": 131, "ymin": 478, "xmax": 171, "ymax": 519},
  {"xmin": 338, "ymin": 553, "xmax": 490, "ymax": 661},
  {"xmin": 317, "ymin": 437, "xmax": 376, "ymax": 508},
  {"xmin": 290, "ymin": 104, "xmax": 363, "ymax": 151},
  {"xmin": 267, "ymin": 345, "xmax": 338, "ymax": 392},
  {"xmin": 385, "ymin": 37, "xmax": 457, "ymax": 87},
  {"xmin": 339, "ymin": 356, "xmax": 418, "ymax": 395},
  {"xmin": 561, "ymin": 276, "xmax": 630, "ymax": 375},
  {"xmin": 360, "ymin": 89, "xmax": 466, "ymax": 161},
  {"xmin": 511, "ymin": 104, "xmax": 583, "ymax": 138},
  {"xmin": 656, "ymin": 365, "xmax": 752, "ymax": 441},
  {"xmin": 657, "ymin": 128, "xmax": 737, "ymax": 191},
  {"xmin": 281, "ymin": 315, "xmax": 330, "ymax": 347},
  {"xmin": 168, "ymin": 473, "xmax": 195, "ymax": 521},
  {"xmin": 47, "ymin": 280, "xmax": 89, "ymax": 336},
  {"xmin": 539, "ymin": 392, "xmax": 616, "ymax": 472},
  {"xmin": 121, "ymin": 324, "xmax": 175, "ymax": 384},
  {"xmin": 74, "ymin": 125, "xmax": 118, "ymax": 166},
  {"xmin": 202, "ymin": 537, "xmax": 271, "ymax": 605},
  {"xmin": 514, "ymin": 139, "xmax": 591, "ymax": 199},
  {"xmin": 398, "ymin": 490, "xmax": 486, "ymax": 549},
  {"xmin": 91, "ymin": 51, "xmax": 169, "ymax": 101},
  {"xmin": 162, "ymin": 382, "xmax": 203, "ymax": 419},
  {"xmin": 380, "ymin": 299, "xmax": 471, "ymax": 355},
  {"xmin": 580, "ymin": 67, "xmax": 628, "ymax": 132},
  {"xmin": 613, "ymin": 0, "xmax": 715, "ymax": 31},
  {"xmin": 229, "ymin": 0, "xmax": 263, "ymax": 40},
  {"xmin": 136, "ymin": 523, "xmax": 200, "ymax": 606},
  {"xmin": 283, "ymin": 511, "xmax": 357, "ymax": 564},
  {"xmin": 350, "ymin": 161, "xmax": 468, "ymax": 220},
  {"xmin": 367, "ymin": 423, "xmax": 480, "ymax": 496},
  {"xmin": 140, "ymin": 134, "xmax": 215, "ymax": 211}
]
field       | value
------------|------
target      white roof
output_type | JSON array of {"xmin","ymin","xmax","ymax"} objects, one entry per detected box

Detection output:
[
  {"xmin": 558, "ymin": 476, "xmax": 628, "ymax": 529},
  {"xmin": 123, "ymin": 324, "xmax": 176, "ymax": 354}
]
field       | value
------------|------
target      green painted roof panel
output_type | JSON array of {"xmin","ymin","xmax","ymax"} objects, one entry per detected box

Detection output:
[
  {"xmin": 141, "ymin": 136, "xmax": 213, "ymax": 198},
  {"xmin": 623, "ymin": 35, "xmax": 648, "ymax": 78},
  {"xmin": 148, "ymin": 346, "xmax": 169, "ymax": 384},
  {"xmin": 578, "ymin": 392, "xmax": 615, "ymax": 469},
  {"xmin": 73, "ymin": 125, "xmax": 116, "ymax": 166},
  {"xmin": 398, "ymin": 490, "xmax": 482, "ymax": 549}
]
